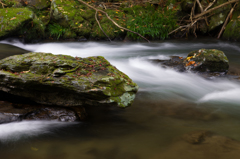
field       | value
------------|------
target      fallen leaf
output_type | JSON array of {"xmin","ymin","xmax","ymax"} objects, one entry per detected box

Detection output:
[
  {"xmin": 186, "ymin": 61, "xmax": 195, "ymax": 66},
  {"xmin": 10, "ymin": 17, "xmax": 16, "ymax": 20},
  {"xmin": 186, "ymin": 56, "xmax": 193, "ymax": 61},
  {"xmin": 22, "ymin": 70, "xmax": 30, "ymax": 73}
]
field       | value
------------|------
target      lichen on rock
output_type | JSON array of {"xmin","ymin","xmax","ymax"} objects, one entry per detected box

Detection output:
[{"xmin": 0, "ymin": 52, "xmax": 138, "ymax": 108}]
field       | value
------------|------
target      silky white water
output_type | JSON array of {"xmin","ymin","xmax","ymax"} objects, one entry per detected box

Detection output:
[
  {"xmin": 1, "ymin": 39, "xmax": 240, "ymax": 159},
  {"xmin": 2, "ymin": 40, "xmax": 240, "ymax": 104}
]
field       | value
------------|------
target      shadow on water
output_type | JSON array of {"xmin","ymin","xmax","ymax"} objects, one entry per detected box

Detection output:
[{"xmin": 0, "ymin": 43, "xmax": 28, "ymax": 59}]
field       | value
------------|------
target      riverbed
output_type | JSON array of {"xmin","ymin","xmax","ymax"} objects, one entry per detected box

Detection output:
[{"xmin": 1, "ymin": 39, "xmax": 240, "ymax": 159}]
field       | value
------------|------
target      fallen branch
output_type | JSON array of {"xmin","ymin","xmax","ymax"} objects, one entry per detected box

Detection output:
[
  {"xmin": 190, "ymin": 0, "xmax": 197, "ymax": 36},
  {"xmin": 168, "ymin": 21, "xmax": 197, "ymax": 35},
  {"xmin": 217, "ymin": 2, "xmax": 238, "ymax": 38},
  {"xmin": 194, "ymin": 0, "xmax": 238, "ymax": 19},
  {"xmin": 204, "ymin": 0, "xmax": 216, "ymax": 11},
  {"xmin": 95, "ymin": 11, "xmax": 112, "ymax": 42},
  {"xmin": 77, "ymin": 0, "xmax": 150, "ymax": 43},
  {"xmin": 0, "ymin": 0, "xmax": 6, "ymax": 8},
  {"xmin": 169, "ymin": 0, "xmax": 238, "ymax": 37},
  {"xmin": 196, "ymin": 0, "xmax": 208, "ymax": 25}
]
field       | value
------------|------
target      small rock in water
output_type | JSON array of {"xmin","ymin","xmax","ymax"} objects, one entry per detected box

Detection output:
[{"xmin": 183, "ymin": 49, "xmax": 229, "ymax": 73}]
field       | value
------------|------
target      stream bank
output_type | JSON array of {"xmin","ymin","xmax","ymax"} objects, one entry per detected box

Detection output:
[{"xmin": 0, "ymin": 0, "xmax": 239, "ymax": 42}]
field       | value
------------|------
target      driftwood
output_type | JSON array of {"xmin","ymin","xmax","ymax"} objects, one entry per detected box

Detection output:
[
  {"xmin": 77, "ymin": 0, "xmax": 150, "ymax": 42},
  {"xmin": 169, "ymin": 0, "xmax": 239, "ymax": 38}
]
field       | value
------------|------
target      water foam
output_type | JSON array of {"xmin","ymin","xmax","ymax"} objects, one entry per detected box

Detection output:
[{"xmin": 0, "ymin": 121, "xmax": 76, "ymax": 142}]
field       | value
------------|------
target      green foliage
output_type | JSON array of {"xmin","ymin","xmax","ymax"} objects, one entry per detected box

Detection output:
[
  {"xmin": 125, "ymin": 4, "xmax": 178, "ymax": 40},
  {"xmin": 47, "ymin": 23, "xmax": 66, "ymax": 40}
]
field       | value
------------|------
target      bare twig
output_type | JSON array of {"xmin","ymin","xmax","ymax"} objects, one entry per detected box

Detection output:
[
  {"xmin": 204, "ymin": 0, "xmax": 216, "ymax": 11},
  {"xmin": 196, "ymin": 0, "xmax": 208, "ymax": 25},
  {"xmin": 169, "ymin": 0, "xmax": 238, "ymax": 36},
  {"xmin": 196, "ymin": 0, "xmax": 204, "ymax": 12},
  {"xmin": 190, "ymin": 0, "xmax": 196, "ymax": 22},
  {"xmin": 168, "ymin": 21, "xmax": 197, "ymax": 35},
  {"xmin": 194, "ymin": 0, "xmax": 238, "ymax": 19},
  {"xmin": 77, "ymin": 0, "xmax": 150, "ymax": 42},
  {"xmin": 95, "ymin": 11, "xmax": 112, "ymax": 42},
  {"xmin": 0, "ymin": 0, "xmax": 6, "ymax": 8},
  {"xmin": 217, "ymin": 2, "xmax": 238, "ymax": 38}
]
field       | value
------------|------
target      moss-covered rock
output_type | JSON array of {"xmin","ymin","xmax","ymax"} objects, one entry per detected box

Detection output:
[
  {"xmin": 223, "ymin": 4, "xmax": 240, "ymax": 40},
  {"xmin": 183, "ymin": 49, "xmax": 229, "ymax": 72},
  {"xmin": 0, "ymin": 53, "xmax": 138, "ymax": 108},
  {"xmin": 0, "ymin": 7, "xmax": 45, "ymax": 41},
  {"xmin": 25, "ymin": 0, "xmax": 51, "ymax": 10},
  {"xmin": 91, "ymin": 9, "xmax": 126, "ymax": 40},
  {"xmin": 50, "ymin": 0, "xmax": 94, "ymax": 38},
  {"xmin": 50, "ymin": 0, "xmax": 126, "ymax": 40},
  {"xmin": 0, "ymin": 8, "xmax": 34, "ymax": 37}
]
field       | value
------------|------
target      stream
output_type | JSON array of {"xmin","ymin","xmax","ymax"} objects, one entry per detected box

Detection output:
[{"xmin": 1, "ymin": 38, "xmax": 240, "ymax": 159}]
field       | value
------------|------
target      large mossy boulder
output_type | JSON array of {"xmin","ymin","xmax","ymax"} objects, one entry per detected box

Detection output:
[
  {"xmin": 0, "ymin": 8, "xmax": 45, "ymax": 41},
  {"xmin": 0, "ymin": 53, "xmax": 138, "ymax": 108},
  {"xmin": 183, "ymin": 49, "xmax": 229, "ymax": 72}
]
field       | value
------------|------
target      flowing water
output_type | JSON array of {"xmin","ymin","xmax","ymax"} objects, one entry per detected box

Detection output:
[{"xmin": 1, "ymin": 39, "xmax": 240, "ymax": 159}]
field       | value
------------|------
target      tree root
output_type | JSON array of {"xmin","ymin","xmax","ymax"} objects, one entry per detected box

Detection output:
[{"xmin": 77, "ymin": 0, "xmax": 150, "ymax": 43}]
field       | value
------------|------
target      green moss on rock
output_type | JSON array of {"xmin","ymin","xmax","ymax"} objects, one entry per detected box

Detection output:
[
  {"xmin": 0, "ymin": 8, "xmax": 34, "ymax": 37},
  {"xmin": 0, "ymin": 53, "xmax": 138, "ymax": 108},
  {"xmin": 0, "ymin": 7, "xmax": 45, "ymax": 41},
  {"xmin": 184, "ymin": 49, "xmax": 229, "ymax": 72},
  {"xmin": 25, "ymin": 0, "xmax": 51, "ymax": 10}
]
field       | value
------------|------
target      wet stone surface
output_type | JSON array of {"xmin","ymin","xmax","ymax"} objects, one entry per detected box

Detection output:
[{"xmin": 0, "ymin": 99, "xmax": 86, "ymax": 124}]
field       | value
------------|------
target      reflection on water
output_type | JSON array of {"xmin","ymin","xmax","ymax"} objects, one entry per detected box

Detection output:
[{"xmin": 1, "ymin": 39, "xmax": 240, "ymax": 158}]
